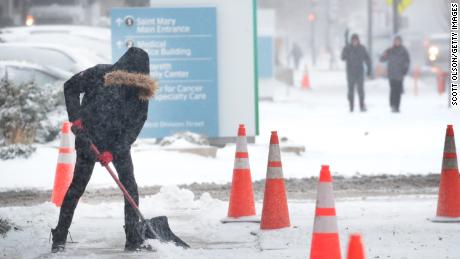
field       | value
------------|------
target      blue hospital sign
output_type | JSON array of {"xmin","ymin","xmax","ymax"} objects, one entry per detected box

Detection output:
[
  {"xmin": 258, "ymin": 36, "xmax": 274, "ymax": 78},
  {"xmin": 111, "ymin": 7, "xmax": 218, "ymax": 138}
]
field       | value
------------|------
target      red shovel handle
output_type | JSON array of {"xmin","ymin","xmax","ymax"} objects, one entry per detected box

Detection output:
[
  {"xmin": 89, "ymin": 143, "xmax": 163, "ymax": 242},
  {"xmin": 89, "ymin": 143, "xmax": 145, "ymax": 221}
]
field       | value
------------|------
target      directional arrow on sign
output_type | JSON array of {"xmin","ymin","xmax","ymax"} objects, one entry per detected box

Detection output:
[{"xmin": 116, "ymin": 17, "xmax": 123, "ymax": 27}]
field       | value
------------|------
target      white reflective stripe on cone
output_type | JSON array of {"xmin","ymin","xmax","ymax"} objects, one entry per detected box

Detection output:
[
  {"xmin": 234, "ymin": 158, "xmax": 250, "ymax": 169},
  {"xmin": 313, "ymin": 216, "xmax": 339, "ymax": 233},
  {"xmin": 268, "ymin": 144, "xmax": 281, "ymax": 161},
  {"xmin": 236, "ymin": 136, "xmax": 248, "ymax": 152},
  {"xmin": 316, "ymin": 183, "xmax": 336, "ymax": 208},
  {"xmin": 60, "ymin": 133, "xmax": 74, "ymax": 148},
  {"xmin": 70, "ymin": 133, "xmax": 75, "ymax": 148},
  {"xmin": 442, "ymin": 158, "xmax": 458, "ymax": 170},
  {"xmin": 58, "ymin": 153, "xmax": 76, "ymax": 164},
  {"xmin": 266, "ymin": 166, "xmax": 283, "ymax": 179},
  {"xmin": 444, "ymin": 136, "xmax": 456, "ymax": 153}
]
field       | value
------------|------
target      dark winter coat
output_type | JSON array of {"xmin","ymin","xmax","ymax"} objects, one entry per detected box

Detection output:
[
  {"xmin": 64, "ymin": 47, "xmax": 157, "ymax": 156},
  {"xmin": 380, "ymin": 46, "xmax": 410, "ymax": 80},
  {"xmin": 341, "ymin": 44, "xmax": 371, "ymax": 81}
]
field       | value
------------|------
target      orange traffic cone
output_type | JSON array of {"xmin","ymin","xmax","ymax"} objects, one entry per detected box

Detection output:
[
  {"xmin": 260, "ymin": 131, "xmax": 290, "ymax": 230},
  {"xmin": 301, "ymin": 72, "xmax": 310, "ymax": 90},
  {"xmin": 310, "ymin": 165, "xmax": 341, "ymax": 259},
  {"xmin": 413, "ymin": 65, "xmax": 421, "ymax": 96},
  {"xmin": 437, "ymin": 70, "xmax": 447, "ymax": 94},
  {"xmin": 346, "ymin": 234, "xmax": 365, "ymax": 259},
  {"xmin": 432, "ymin": 125, "xmax": 460, "ymax": 222},
  {"xmin": 51, "ymin": 121, "xmax": 76, "ymax": 207},
  {"xmin": 221, "ymin": 124, "xmax": 259, "ymax": 223}
]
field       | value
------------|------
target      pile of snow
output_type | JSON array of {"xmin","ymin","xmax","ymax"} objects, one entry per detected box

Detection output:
[
  {"xmin": 159, "ymin": 132, "xmax": 210, "ymax": 148},
  {"xmin": 0, "ymin": 186, "xmax": 227, "ymax": 258}
]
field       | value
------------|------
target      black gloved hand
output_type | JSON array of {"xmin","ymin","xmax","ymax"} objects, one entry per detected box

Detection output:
[{"xmin": 71, "ymin": 119, "xmax": 84, "ymax": 135}]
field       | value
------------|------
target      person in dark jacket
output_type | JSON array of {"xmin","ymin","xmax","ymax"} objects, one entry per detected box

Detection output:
[
  {"xmin": 341, "ymin": 33, "xmax": 372, "ymax": 112},
  {"xmin": 290, "ymin": 43, "xmax": 303, "ymax": 70},
  {"xmin": 380, "ymin": 36, "xmax": 410, "ymax": 113},
  {"xmin": 51, "ymin": 47, "xmax": 157, "ymax": 252}
]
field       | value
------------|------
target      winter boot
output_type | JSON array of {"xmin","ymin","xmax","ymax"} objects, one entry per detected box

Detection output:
[
  {"xmin": 51, "ymin": 228, "xmax": 67, "ymax": 253},
  {"xmin": 124, "ymin": 224, "xmax": 153, "ymax": 252}
]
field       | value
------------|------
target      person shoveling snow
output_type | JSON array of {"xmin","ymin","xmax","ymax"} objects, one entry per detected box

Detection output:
[{"xmin": 51, "ymin": 47, "xmax": 189, "ymax": 253}]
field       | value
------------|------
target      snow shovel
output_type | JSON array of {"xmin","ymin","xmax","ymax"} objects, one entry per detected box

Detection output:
[{"xmin": 89, "ymin": 143, "xmax": 190, "ymax": 248}]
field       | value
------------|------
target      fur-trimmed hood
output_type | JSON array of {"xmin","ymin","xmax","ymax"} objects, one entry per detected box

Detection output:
[{"xmin": 104, "ymin": 70, "xmax": 157, "ymax": 101}]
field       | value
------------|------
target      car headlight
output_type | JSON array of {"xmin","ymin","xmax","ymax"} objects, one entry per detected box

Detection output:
[{"xmin": 428, "ymin": 46, "xmax": 439, "ymax": 61}]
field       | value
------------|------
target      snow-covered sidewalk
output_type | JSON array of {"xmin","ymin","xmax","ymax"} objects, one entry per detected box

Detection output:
[{"xmin": 1, "ymin": 186, "xmax": 458, "ymax": 259}]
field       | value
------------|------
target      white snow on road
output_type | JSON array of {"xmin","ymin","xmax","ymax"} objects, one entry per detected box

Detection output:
[
  {"xmin": 1, "ymin": 186, "xmax": 459, "ymax": 258},
  {"xmin": 0, "ymin": 70, "xmax": 458, "ymax": 190}
]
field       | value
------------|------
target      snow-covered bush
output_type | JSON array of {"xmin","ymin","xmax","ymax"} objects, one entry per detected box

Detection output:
[
  {"xmin": 0, "ymin": 144, "xmax": 37, "ymax": 160},
  {"xmin": 0, "ymin": 79, "xmax": 65, "ymax": 159},
  {"xmin": 0, "ymin": 217, "xmax": 12, "ymax": 238}
]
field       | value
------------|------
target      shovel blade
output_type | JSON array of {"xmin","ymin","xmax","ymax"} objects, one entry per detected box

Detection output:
[{"xmin": 136, "ymin": 216, "xmax": 190, "ymax": 248}]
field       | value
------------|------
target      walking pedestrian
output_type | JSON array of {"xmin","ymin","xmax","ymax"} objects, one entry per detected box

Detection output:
[
  {"xmin": 380, "ymin": 36, "xmax": 410, "ymax": 113},
  {"xmin": 341, "ymin": 33, "xmax": 372, "ymax": 112},
  {"xmin": 290, "ymin": 43, "xmax": 303, "ymax": 70}
]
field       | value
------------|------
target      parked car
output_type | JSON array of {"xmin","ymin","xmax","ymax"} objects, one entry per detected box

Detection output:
[
  {"xmin": 0, "ymin": 25, "xmax": 111, "ymax": 61},
  {"xmin": 0, "ymin": 42, "xmax": 106, "ymax": 74},
  {"xmin": 0, "ymin": 60, "xmax": 71, "ymax": 88}
]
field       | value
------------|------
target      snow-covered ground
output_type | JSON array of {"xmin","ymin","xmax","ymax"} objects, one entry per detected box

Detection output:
[
  {"xmin": 0, "ymin": 70, "xmax": 458, "ymax": 190},
  {"xmin": 1, "ymin": 186, "xmax": 459, "ymax": 259}
]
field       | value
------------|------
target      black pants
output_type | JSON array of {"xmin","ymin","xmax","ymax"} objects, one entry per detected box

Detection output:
[
  {"xmin": 54, "ymin": 150, "xmax": 140, "ymax": 245},
  {"xmin": 389, "ymin": 79, "xmax": 403, "ymax": 111},
  {"xmin": 347, "ymin": 77, "xmax": 365, "ymax": 110}
]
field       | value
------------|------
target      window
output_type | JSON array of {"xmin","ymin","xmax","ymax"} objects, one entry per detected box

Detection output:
[
  {"xmin": 0, "ymin": 46, "xmax": 75, "ymax": 72},
  {"xmin": 6, "ymin": 66, "xmax": 58, "ymax": 87}
]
